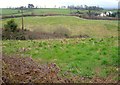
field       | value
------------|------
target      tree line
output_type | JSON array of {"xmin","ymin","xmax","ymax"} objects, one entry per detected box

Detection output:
[{"xmin": 67, "ymin": 5, "xmax": 103, "ymax": 10}]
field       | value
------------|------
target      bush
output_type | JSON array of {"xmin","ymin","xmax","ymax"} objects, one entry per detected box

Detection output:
[
  {"xmin": 4, "ymin": 19, "xmax": 18, "ymax": 32},
  {"xmin": 54, "ymin": 26, "xmax": 71, "ymax": 37},
  {"xmin": 3, "ymin": 19, "xmax": 27, "ymax": 40}
]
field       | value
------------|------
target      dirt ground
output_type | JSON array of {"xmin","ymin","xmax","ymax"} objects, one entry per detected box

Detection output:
[{"xmin": 2, "ymin": 55, "xmax": 119, "ymax": 84}]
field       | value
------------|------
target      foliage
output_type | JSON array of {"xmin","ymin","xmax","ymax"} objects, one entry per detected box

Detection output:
[
  {"xmin": 4, "ymin": 19, "xmax": 18, "ymax": 32},
  {"xmin": 28, "ymin": 4, "xmax": 34, "ymax": 9},
  {"xmin": 2, "ymin": 19, "xmax": 28, "ymax": 40},
  {"xmin": 54, "ymin": 26, "xmax": 71, "ymax": 37}
]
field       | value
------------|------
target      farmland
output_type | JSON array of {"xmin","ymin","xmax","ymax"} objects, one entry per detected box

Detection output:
[
  {"xmin": 3, "ymin": 37, "xmax": 119, "ymax": 78},
  {"xmin": 1, "ymin": 8, "xmax": 76, "ymax": 16},
  {"xmin": 1, "ymin": 16, "xmax": 118, "ymax": 38},
  {"xmin": 1, "ymin": 8, "xmax": 119, "ymax": 83},
  {"xmin": 1, "ymin": 8, "xmax": 118, "ymax": 16}
]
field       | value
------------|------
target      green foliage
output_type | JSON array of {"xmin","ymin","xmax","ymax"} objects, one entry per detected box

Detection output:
[
  {"xmin": 4, "ymin": 19, "xmax": 18, "ymax": 32},
  {"xmin": 2, "ymin": 19, "xmax": 29, "ymax": 40}
]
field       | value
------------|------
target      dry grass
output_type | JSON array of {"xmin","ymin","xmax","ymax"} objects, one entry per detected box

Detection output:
[{"xmin": 1, "ymin": 16, "xmax": 118, "ymax": 38}]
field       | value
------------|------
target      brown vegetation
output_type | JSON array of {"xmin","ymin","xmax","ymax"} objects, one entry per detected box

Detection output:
[
  {"xmin": 2, "ymin": 28, "xmax": 89, "ymax": 40},
  {"xmin": 2, "ymin": 55, "xmax": 119, "ymax": 84}
]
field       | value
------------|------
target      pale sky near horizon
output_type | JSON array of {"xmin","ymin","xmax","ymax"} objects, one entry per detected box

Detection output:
[{"xmin": 0, "ymin": 0, "xmax": 119, "ymax": 8}]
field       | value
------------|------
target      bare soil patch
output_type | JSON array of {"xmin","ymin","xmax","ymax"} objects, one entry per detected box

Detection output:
[{"xmin": 2, "ymin": 55, "xmax": 118, "ymax": 84}]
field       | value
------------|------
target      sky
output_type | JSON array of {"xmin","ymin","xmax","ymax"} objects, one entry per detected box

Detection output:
[{"xmin": 0, "ymin": 0, "xmax": 119, "ymax": 9}]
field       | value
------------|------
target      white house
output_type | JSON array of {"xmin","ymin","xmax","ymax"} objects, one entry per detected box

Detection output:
[
  {"xmin": 106, "ymin": 11, "xmax": 113, "ymax": 16},
  {"xmin": 99, "ymin": 13, "xmax": 106, "ymax": 17},
  {"xmin": 99, "ymin": 11, "xmax": 113, "ymax": 17}
]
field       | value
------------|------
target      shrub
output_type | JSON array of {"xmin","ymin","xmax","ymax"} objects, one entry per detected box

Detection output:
[
  {"xmin": 4, "ymin": 19, "xmax": 18, "ymax": 32},
  {"xmin": 2, "ymin": 19, "xmax": 28, "ymax": 40},
  {"xmin": 54, "ymin": 26, "xmax": 71, "ymax": 37}
]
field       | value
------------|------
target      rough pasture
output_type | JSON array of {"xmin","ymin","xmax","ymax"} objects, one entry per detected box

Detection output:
[
  {"xmin": 1, "ymin": 15, "xmax": 119, "ymax": 83},
  {"xmin": 1, "ymin": 16, "xmax": 118, "ymax": 38},
  {"xmin": 2, "ymin": 37, "xmax": 119, "ymax": 83}
]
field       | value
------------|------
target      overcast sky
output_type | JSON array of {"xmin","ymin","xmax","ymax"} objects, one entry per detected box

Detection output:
[{"xmin": 0, "ymin": 0, "xmax": 119, "ymax": 8}]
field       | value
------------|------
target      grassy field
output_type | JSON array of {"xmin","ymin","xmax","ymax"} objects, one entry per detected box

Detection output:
[
  {"xmin": 1, "ymin": 16, "xmax": 118, "ymax": 38},
  {"xmin": 1, "ymin": 8, "xmax": 77, "ymax": 15},
  {"xmin": 1, "ymin": 15, "xmax": 119, "ymax": 82},
  {"xmin": 2, "ymin": 37, "xmax": 118, "ymax": 79},
  {"xmin": 1, "ymin": 8, "xmax": 19, "ymax": 15},
  {"xmin": 1, "ymin": 8, "xmax": 118, "ymax": 16}
]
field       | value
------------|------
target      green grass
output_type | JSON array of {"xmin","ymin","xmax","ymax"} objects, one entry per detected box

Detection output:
[
  {"xmin": 1, "ymin": 8, "xmax": 20, "ymax": 15},
  {"xmin": 1, "ymin": 16, "xmax": 118, "ymax": 38},
  {"xmin": 1, "ymin": 8, "xmax": 77, "ymax": 15},
  {"xmin": 1, "ymin": 8, "xmax": 118, "ymax": 16},
  {"xmin": 2, "ymin": 37, "xmax": 119, "ymax": 78},
  {"xmin": 32, "ymin": 8, "xmax": 74, "ymax": 14},
  {"xmin": 0, "ymin": 8, "xmax": 94, "ymax": 15},
  {"xmin": 1, "ymin": 14, "xmax": 118, "ymax": 80}
]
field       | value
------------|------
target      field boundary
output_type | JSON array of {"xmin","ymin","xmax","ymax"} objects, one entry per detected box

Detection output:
[
  {"xmin": 1, "ymin": 14, "xmax": 119, "ymax": 20},
  {"xmin": 1, "ymin": 14, "xmax": 80, "ymax": 19}
]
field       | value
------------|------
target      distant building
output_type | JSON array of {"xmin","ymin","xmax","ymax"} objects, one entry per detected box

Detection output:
[
  {"xmin": 106, "ymin": 11, "xmax": 113, "ymax": 16},
  {"xmin": 99, "ymin": 13, "xmax": 106, "ymax": 17},
  {"xmin": 99, "ymin": 11, "xmax": 113, "ymax": 17}
]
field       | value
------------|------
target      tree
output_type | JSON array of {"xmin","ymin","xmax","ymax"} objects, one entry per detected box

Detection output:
[
  {"xmin": 28, "ymin": 4, "xmax": 34, "ymax": 9},
  {"xmin": 3, "ymin": 19, "xmax": 18, "ymax": 39},
  {"xmin": 3, "ymin": 19, "xmax": 27, "ymax": 40}
]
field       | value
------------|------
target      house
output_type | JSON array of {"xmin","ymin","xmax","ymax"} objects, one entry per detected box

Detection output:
[
  {"xmin": 99, "ymin": 13, "xmax": 106, "ymax": 17},
  {"xmin": 99, "ymin": 11, "xmax": 113, "ymax": 17},
  {"xmin": 106, "ymin": 11, "xmax": 113, "ymax": 16}
]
